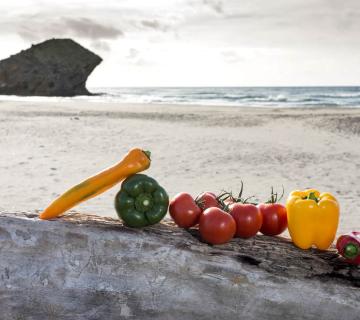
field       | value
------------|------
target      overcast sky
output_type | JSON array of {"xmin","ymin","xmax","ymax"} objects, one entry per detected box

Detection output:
[{"xmin": 1, "ymin": 0, "xmax": 359, "ymax": 86}]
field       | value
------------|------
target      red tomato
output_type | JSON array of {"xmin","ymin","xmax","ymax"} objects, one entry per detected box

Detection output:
[
  {"xmin": 258, "ymin": 203, "xmax": 287, "ymax": 236},
  {"xmin": 199, "ymin": 207, "xmax": 236, "ymax": 245},
  {"xmin": 169, "ymin": 193, "xmax": 202, "ymax": 228},
  {"xmin": 229, "ymin": 203, "xmax": 263, "ymax": 238},
  {"xmin": 197, "ymin": 192, "xmax": 221, "ymax": 211}
]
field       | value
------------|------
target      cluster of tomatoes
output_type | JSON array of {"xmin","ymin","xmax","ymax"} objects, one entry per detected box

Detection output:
[{"xmin": 169, "ymin": 186, "xmax": 288, "ymax": 245}]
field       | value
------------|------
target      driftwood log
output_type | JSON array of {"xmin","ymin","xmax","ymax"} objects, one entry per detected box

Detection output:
[{"xmin": 0, "ymin": 212, "xmax": 359, "ymax": 320}]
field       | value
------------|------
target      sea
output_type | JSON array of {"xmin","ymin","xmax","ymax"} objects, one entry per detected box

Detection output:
[{"xmin": 1, "ymin": 86, "xmax": 360, "ymax": 108}]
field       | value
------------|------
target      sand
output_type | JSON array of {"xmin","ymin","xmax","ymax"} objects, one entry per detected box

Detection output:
[{"xmin": 0, "ymin": 100, "xmax": 359, "ymax": 235}]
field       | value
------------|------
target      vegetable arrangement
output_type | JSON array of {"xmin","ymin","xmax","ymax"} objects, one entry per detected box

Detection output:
[
  {"xmin": 169, "ymin": 185, "xmax": 289, "ymax": 245},
  {"xmin": 40, "ymin": 148, "xmax": 355, "ymax": 265}
]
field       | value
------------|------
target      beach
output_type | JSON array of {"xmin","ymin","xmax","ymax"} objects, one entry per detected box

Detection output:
[{"xmin": 0, "ymin": 100, "xmax": 359, "ymax": 235}]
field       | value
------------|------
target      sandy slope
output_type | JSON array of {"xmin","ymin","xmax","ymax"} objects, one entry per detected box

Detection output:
[{"xmin": 0, "ymin": 100, "xmax": 359, "ymax": 235}]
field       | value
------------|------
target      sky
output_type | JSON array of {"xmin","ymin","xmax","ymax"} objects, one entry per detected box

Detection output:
[{"xmin": 1, "ymin": 0, "xmax": 359, "ymax": 87}]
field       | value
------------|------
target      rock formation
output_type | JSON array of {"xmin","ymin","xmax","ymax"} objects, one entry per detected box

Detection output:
[
  {"xmin": 0, "ymin": 212, "xmax": 359, "ymax": 319},
  {"xmin": 0, "ymin": 39, "xmax": 102, "ymax": 96}
]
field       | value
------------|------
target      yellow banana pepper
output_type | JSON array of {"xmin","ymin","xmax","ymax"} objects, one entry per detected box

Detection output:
[
  {"xmin": 40, "ymin": 148, "xmax": 151, "ymax": 220},
  {"xmin": 286, "ymin": 189, "xmax": 339, "ymax": 250}
]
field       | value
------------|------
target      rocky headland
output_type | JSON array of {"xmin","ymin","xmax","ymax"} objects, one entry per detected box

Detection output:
[{"xmin": 0, "ymin": 38, "xmax": 102, "ymax": 96}]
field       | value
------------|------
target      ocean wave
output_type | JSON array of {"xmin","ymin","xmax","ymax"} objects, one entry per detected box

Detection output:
[
  {"xmin": 2, "ymin": 87, "xmax": 360, "ymax": 108},
  {"xmin": 255, "ymin": 94, "xmax": 288, "ymax": 102},
  {"xmin": 313, "ymin": 94, "xmax": 360, "ymax": 99}
]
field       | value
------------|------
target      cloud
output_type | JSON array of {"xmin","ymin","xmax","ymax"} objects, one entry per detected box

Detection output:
[
  {"xmin": 15, "ymin": 15, "xmax": 123, "ymax": 44},
  {"xmin": 127, "ymin": 48, "xmax": 139, "ymax": 59},
  {"xmin": 91, "ymin": 40, "xmax": 111, "ymax": 52},
  {"xmin": 140, "ymin": 19, "xmax": 170, "ymax": 32},
  {"xmin": 2, "ymin": 0, "xmax": 360, "ymax": 58},
  {"xmin": 221, "ymin": 50, "xmax": 243, "ymax": 63},
  {"xmin": 203, "ymin": 0, "xmax": 223, "ymax": 14},
  {"xmin": 141, "ymin": 20, "xmax": 161, "ymax": 29},
  {"xmin": 125, "ymin": 48, "xmax": 151, "ymax": 66},
  {"xmin": 63, "ymin": 18, "xmax": 123, "ymax": 40},
  {"xmin": 17, "ymin": 28, "xmax": 39, "ymax": 42}
]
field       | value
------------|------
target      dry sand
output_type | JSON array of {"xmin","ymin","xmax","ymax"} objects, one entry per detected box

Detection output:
[{"xmin": 0, "ymin": 100, "xmax": 359, "ymax": 235}]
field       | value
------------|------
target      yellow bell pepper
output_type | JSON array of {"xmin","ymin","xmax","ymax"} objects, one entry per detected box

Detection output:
[{"xmin": 286, "ymin": 189, "xmax": 339, "ymax": 250}]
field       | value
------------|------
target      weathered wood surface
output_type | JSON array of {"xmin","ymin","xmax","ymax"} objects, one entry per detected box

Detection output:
[{"xmin": 0, "ymin": 212, "xmax": 359, "ymax": 320}]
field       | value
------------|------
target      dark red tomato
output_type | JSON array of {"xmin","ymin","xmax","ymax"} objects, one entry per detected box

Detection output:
[
  {"xmin": 169, "ymin": 193, "xmax": 202, "ymax": 228},
  {"xmin": 258, "ymin": 203, "xmax": 287, "ymax": 236},
  {"xmin": 229, "ymin": 203, "xmax": 263, "ymax": 238},
  {"xmin": 197, "ymin": 192, "xmax": 221, "ymax": 211},
  {"xmin": 199, "ymin": 207, "xmax": 236, "ymax": 245}
]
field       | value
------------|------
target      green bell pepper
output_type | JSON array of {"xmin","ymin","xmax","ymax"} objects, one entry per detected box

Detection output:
[{"xmin": 115, "ymin": 174, "xmax": 169, "ymax": 227}]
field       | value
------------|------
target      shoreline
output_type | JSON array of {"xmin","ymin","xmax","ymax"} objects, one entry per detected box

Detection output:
[
  {"xmin": 0, "ymin": 100, "xmax": 359, "ymax": 236},
  {"xmin": 1, "ymin": 97, "xmax": 360, "ymax": 110}
]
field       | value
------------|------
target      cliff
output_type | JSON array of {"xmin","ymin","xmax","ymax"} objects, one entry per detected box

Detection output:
[
  {"xmin": 0, "ymin": 39, "xmax": 102, "ymax": 96},
  {"xmin": 0, "ymin": 212, "xmax": 359, "ymax": 319}
]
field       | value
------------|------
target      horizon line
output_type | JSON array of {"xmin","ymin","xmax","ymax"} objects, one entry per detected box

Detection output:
[{"xmin": 88, "ymin": 85, "xmax": 360, "ymax": 88}]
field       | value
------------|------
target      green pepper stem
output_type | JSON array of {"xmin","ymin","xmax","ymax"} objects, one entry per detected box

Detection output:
[{"xmin": 143, "ymin": 150, "xmax": 151, "ymax": 161}]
